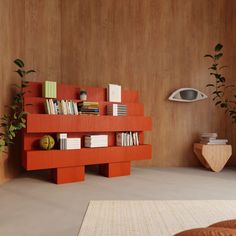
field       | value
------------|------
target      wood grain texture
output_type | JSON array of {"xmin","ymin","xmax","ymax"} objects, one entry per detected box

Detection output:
[
  {"xmin": 194, "ymin": 143, "xmax": 232, "ymax": 172},
  {"xmin": 0, "ymin": 0, "xmax": 61, "ymax": 184},
  {"xmin": 61, "ymin": 0, "xmax": 236, "ymax": 167},
  {"xmin": 1, "ymin": 0, "xmax": 236, "ymax": 184},
  {"xmin": 24, "ymin": 0, "xmax": 61, "ymax": 83},
  {"xmin": 0, "ymin": 0, "xmax": 25, "ymax": 183}
]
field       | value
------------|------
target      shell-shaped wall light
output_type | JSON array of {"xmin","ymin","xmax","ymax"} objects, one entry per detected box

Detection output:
[{"xmin": 168, "ymin": 88, "xmax": 207, "ymax": 102}]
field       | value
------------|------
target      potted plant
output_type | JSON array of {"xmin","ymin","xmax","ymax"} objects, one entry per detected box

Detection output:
[
  {"xmin": 204, "ymin": 43, "xmax": 236, "ymax": 122},
  {"xmin": 0, "ymin": 59, "xmax": 35, "ymax": 152}
]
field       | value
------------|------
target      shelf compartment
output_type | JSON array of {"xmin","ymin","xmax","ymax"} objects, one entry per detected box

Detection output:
[
  {"xmin": 23, "ymin": 97, "xmax": 144, "ymax": 116},
  {"xmin": 24, "ymin": 81, "xmax": 139, "ymax": 102},
  {"xmin": 26, "ymin": 114, "xmax": 152, "ymax": 133},
  {"xmin": 23, "ymin": 144, "xmax": 152, "ymax": 170}
]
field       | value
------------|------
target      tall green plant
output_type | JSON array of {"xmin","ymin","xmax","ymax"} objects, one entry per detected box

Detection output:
[
  {"xmin": 204, "ymin": 43, "xmax": 236, "ymax": 123},
  {"xmin": 0, "ymin": 59, "xmax": 35, "ymax": 152}
]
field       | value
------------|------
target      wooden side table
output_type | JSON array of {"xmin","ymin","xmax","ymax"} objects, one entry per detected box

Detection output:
[{"xmin": 194, "ymin": 143, "xmax": 232, "ymax": 172}]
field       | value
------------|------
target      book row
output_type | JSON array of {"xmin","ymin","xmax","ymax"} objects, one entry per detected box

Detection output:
[
  {"xmin": 44, "ymin": 99, "xmax": 100, "ymax": 115},
  {"xmin": 44, "ymin": 99, "xmax": 130, "ymax": 117},
  {"xmin": 116, "ymin": 132, "xmax": 139, "ymax": 146}
]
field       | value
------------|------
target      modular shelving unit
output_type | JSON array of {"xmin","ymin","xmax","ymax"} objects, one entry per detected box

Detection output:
[{"xmin": 22, "ymin": 82, "xmax": 152, "ymax": 184}]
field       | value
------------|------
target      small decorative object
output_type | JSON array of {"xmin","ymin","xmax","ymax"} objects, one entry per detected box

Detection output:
[
  {"xmin": 194, "ymin": 143, "xmax": 232, "ymax": 172},
  {"xmin": 40, "ymin": 135, "xmax": 55, "ymax": 150},
  {"xmin": 168, "ymin": 88, "xmax": 207, "ymax": 102},
  {"xmin": 42, "ymin": 81, "xmax": 57, "ymax": 98},
  {"xmin": 79, "ymin": 90, "xmax": 87, "ymax": 101}
]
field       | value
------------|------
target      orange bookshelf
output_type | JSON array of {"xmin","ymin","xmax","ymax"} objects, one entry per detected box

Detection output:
[{"xmin": 22, "ymin": 82, "xmax": 152, "ymax": 184}]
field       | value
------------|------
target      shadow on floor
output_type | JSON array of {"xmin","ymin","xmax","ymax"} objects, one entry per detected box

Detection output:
[{"xmin": 20, "ymin": 165, "xmax": 101, "ymax": 183}]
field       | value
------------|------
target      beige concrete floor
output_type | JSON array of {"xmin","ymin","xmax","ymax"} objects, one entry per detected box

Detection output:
[{"xmin": 1, "ymin": 167, "xmax": 236, "ymax": 236}]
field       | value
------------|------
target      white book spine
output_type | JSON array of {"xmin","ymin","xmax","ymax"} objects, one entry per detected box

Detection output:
[
  {"xmin": 136, "ymin": 132, "xmax": 139, "ymax": 145},
  {"xmin": 46, "ymin": 99, "xmax": 50, "ymax": 114}
]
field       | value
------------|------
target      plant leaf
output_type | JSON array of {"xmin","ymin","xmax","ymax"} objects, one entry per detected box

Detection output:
[
  {"xmin": 204, "ymin": 54, "xmax": 214, "ymax": 59},
  {"xmin": 219, "ymin": 77, "xmax": 225, "ymax": 82},
  {"xmin": 220, "ymin": 103, "xmax": 227, "ymax": 108},
  {"xmin": 21, "ymin": 123, "xmax": 26, "ymax": 128},
  {"xmin": 214, "ymin": 43, "xmax": 223, "ymax": 52},
  {"xmin": 26, "ymin": 70, "xmax": 36, "ymax": 74},
  {"xmin": 206, "ymin": 84, "xmax": 215, "ymax": 87},
  {"xmin": 214, "ymin": 53, "xmax": 223, "ymax": 60},
  {"xmin": 208, "ymin": 66, "xmax": 217, "ymax": 70},
  {"xmin": 19, "ymin": 111, "xmax": 28, "ymax": 118},
  {"xmin": 0, "ymin": 139, "xmax": 5, "ymax": 146},
  {"xmin": 15, "ymin": 69, "xmax": 24, "ymax": 77},
  {"xmin": 219, "ymin": 65, "xmax": 228, "ymax": 70},
  {"xmin": 12, "ymin": 83, "xmax": 21, "ymax": 89},
  {"xmin": 14, "ymin": 59, "xmax": 24, "ymax": 68},
  {"xmin": 9, "ymin": 125, "xmax": 15, "ymax": 132}
]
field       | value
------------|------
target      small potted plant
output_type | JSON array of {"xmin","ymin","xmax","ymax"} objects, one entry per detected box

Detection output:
[{"xmin": 79, "ymin": 89, "xmax": 87, "ymax": 101}]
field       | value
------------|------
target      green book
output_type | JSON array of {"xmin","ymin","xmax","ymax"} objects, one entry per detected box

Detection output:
[{"xmin": 42, "ymin": 81, "xmax": 57, "ymax": 98}]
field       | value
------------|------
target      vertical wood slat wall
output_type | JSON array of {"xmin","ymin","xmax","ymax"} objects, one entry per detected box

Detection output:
[{"xmin": 1, "ymin": 0, "xmax": 236, "ymax": 184}]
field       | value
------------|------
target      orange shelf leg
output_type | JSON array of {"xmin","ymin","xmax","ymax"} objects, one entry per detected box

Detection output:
[
  {"xmin": 53, "ymin": 166, "xmax": 85, "ymax": 184},
  {"xmin": 99, "ymin": 162, "xmax": 131, "ymax": 177}
]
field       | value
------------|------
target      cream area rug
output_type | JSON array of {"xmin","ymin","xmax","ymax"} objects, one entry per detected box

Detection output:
[{"xmin": 78, "ymin": 200, "xmax": 236, "ymax": 236}]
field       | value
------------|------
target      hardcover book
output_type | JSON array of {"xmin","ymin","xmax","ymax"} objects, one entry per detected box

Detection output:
[
  {"xmin": 42, "ymin": 81, "xmax": 57, "ymax": 99},
  {"xmin": 107, "ymin": 84, "xmax": 121, "ymax": 102}
]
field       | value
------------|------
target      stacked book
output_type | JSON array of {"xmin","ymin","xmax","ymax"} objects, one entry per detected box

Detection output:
[
  {"xmin": 84, "ymin": 135, "xmax": 108, "ymax": 148},
  {"xmin": 57, "ymin": 133, "xmax": 81, "ymax": 150},
  {"xmin": 107, "ymin": 104, "xmax": 127, "ymax": 116},
  {"xmin": 44, "ymin": 99, "xmax": 79, "ymax": 115},
  {"xmin": 116, "ymin": 132, "xmax": 139, "ymax": 146},
  {"xmin": 78, "ymin": 101, "xmax": 99, "ymax": 115},
  {"xmin": 200, "ymin": 133, "xmax": 228, "ymax": 145}
]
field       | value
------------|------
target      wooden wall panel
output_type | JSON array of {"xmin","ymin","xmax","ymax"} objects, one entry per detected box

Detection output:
[
  {"xmin": 0, "ymin": 0, "xmax": 61, "ymax": 184},
  {"xmin": 223, "ymin": 1, "xmax": 236, "ymax": 166},
  {"xmin": 61, "ymin": 0, "xmax": 236, "ymax": 167},
  {"xmin": 1, "ymin": 0, "xmax": 236, "ymax": 184},
  {"xmin": 0, "ymin": 0, "xmax": 25, "ymax": 183},
  {"xmin": 25, "ymin": 0, "xmax": 61, "ymax": 82}
]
